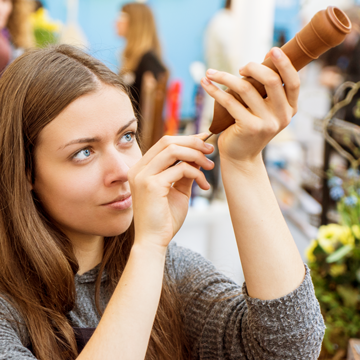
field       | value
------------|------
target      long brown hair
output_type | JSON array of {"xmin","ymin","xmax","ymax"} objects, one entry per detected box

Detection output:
[
  {"xmin": 0, "ymin": 44, "xmax": 190, "ymax": 360},
  {"xmin": 6, "ymin": 0, "xmax": 33, "ymax": 48},
  {"xmin": 120, "ymin": 2, "xmax": 162, "ymax": 73}
]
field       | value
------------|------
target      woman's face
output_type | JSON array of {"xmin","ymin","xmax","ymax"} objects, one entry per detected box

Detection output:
[
  {"xmin": 0, "ymin": 0, "xmax": 12, "ymax": 30},
  {"xmin": 116, "ymin": 11, "xmax": 129, "ymax": 38},
  {"xmin": 33, "ymin": 85, "xmax": 142, "ymax": 240}
]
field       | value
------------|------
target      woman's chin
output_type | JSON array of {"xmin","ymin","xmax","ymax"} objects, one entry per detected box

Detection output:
[
  {"xmin": 97, "ymin": 211, "xmax": 133, "ymax": 237},
  {"xmin": 98, "ymin": 222, "xmax": 133, "ymax": 238},
  {"xmin": 101, "ymin": 229, "xmax": 130, "ymax": 237}
]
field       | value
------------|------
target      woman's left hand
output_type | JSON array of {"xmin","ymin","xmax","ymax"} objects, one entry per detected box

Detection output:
[
  {"xmin": 201, "ymin": 48, "xmax": 307, "ymax": 302},
  {"xmin": 201, "ymin": 47, "xmax": 299, "ymax": 166}
]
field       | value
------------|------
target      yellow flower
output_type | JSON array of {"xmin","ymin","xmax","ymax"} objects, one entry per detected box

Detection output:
[
  {"xmin": 30, "ymin": 8, "xmax": 62, "ymax": 33},
  {"xmin": 339, "ymin": 227, "xmax": 355, "ymax": 246},
  {"xmin": 352, "ymin": 224, "xmax": 360, "ymax": 240},
  {"xmin": 318, "ymin": 239, "xmax": 335, "ymax": 254},
  {"xmin": 329, "ymin": 263, "xmax": 347, "ymax": 277},
  {"xmin": 317, "ymin": 224, "xmax": 355, "ymax": 253},
  {"xmin": 306, "ymin": 239, "xmax": 318, "ymax": 262},
  {"xmin": 318, "ymin": 224, "xmax": 344, "ymax": 253}
]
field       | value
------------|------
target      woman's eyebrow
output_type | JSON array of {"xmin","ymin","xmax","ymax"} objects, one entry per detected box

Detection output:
[
  {"xmin": 116, "ymin": 118, "xmax": 137, "ymax": 135},
  {"xmin": 59, "ymin": 118, "xmax": 138, "ymax": 150}
]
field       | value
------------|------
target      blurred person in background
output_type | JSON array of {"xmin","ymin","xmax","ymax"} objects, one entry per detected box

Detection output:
[
  {"xmin": 0, "ymin": 0, "xmax": 33, "ymax": 74},
  {"xmin": 204, "ymin": 0, "xmax": 234, "ymax": 77},
  {"xmin": 116, "ymin": 2, "xmax": 166, "ymax": 112}
]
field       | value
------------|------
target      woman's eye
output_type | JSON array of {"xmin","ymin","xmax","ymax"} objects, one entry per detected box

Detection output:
[
  {"xmin": 120, "ymin": 131, "xmax": 136, "ymax": 144},
  {"xmin": 73, "ymin": 148, "xmax": 92, "ymax": 161}
]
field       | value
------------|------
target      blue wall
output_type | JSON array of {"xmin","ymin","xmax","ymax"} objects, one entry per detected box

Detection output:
[
  {"xmin": 43, "ymin": 0, "xmax": 300, "ymax": 118},
  {"xmin": 43, "ymin": 0, "xmax": 223, "ymax": 118},
  {"xmin": 273, "ymin": 0, "xmax": 301, "ymax": 45}
]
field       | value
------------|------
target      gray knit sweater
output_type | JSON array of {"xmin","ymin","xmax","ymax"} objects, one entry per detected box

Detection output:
[{"xmin": 0, "ymin": 241, "xmax": 325, "ymax": 359}]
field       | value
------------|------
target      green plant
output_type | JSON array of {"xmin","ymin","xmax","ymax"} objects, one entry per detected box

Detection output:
[
  {"xmin": 307, "ymin": 170, "xmax": 360, "ymax": 356},
  {"xmin": 30, "ymin": 8, "xmax": 61, "ymax": 48}
]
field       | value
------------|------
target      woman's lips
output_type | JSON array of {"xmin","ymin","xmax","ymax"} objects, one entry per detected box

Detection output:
[{"xmin": 103, "ymin": 195, "xmax": 132, "ymax": 210}]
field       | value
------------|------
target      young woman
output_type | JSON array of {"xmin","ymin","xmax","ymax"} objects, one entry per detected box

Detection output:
[
  {"xmin": 0, "ymin": 0, "xmax": 32, "ymax": 73},
  {"xmin": 116, "ymin": 2, "xmax": 166, "ymax": 111},
  {"xmin": 0, "ymin": 44, "xmax": 325, "ymax": 360}
]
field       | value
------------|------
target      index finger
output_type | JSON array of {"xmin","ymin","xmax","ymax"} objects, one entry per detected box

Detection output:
[{"xmin": 138, "ymin": 133, "xmax": 214, "ymax": 169}]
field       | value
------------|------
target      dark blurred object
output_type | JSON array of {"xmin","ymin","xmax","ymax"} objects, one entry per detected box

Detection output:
[
  {"xmin": 318, "ymin": 7, "xmax": 360, "ymax": 224},
  {"xmin": 225, "ymin": 0, "xmax": 232, "ymax": 10},
  {"xmin": 273, "ymin": 29, "xmax": 288, "ymax": 48},
  {"xmin": 319, "ymin": 6, "xmax": 360, "ymax": 125},
  {"xmin": 140, "ymin": 71, "xmax": 169, "ymax": 152},
  {"xmin": 130, "ymin": 50, "xmax": 166, "ymax": 113}
]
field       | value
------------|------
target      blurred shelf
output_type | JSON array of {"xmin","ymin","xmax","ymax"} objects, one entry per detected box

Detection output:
[{"xmin": 267, "ymin": 166, "xmax": 321, "ymax": 239}]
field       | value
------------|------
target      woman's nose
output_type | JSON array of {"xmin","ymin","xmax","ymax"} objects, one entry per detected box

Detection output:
[{"xmin": 103, "ymin": 150, "xmax": 130, "ymax": 187}]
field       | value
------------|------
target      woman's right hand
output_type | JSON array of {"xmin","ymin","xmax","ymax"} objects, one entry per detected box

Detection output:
[{"xmin": 128, "ymin": 134, "xmax": 214, "ymax": 252}]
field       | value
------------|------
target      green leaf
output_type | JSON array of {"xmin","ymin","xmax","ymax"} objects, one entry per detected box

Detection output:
[
  {"xmin": 356, "ymin": 268, "xmax": 360, "ymax": 282},
  {"xmin": 353, "ymin": 248, "xmax": 360, "ymax": 259},
  {"xmin": 326, "ymin": 245, "xmax": 353, "ymax": 263},
  {"xmin": 337, "ymin": 285, "xmax": 359, "ymax": 308}
]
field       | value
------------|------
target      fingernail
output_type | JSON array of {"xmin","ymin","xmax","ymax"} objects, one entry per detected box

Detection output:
[
  {"xmin": 272, "ymin": 48, "xmax": 282, "ymax": 59},
  {"xmin": 207, "ymin": 158, "xmax": 214, "ymax": 164},
  {"xmin": 204, "ymin": 143, "xmax": 214, "ymax": 150},
  {"xmin": 202, "ymin": 77, "xmax": 211, "ymax": 85},
  {"xmin": 207, "ymin": 69, "xmax": 217, "ymax": 75},
  {"xmin": 239, "ymin": 67, "xmax": 244, "ymax": 73}
]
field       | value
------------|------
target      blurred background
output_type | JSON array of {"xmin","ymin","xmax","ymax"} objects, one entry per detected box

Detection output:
[{"xmin": 2, "ymin": 0, "xmax": 360, "ymax": 357}]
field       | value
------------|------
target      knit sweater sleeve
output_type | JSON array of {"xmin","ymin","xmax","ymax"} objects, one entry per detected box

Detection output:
[
  {"xmin": 0, "ymin": 296, "xmax": 35, "ymax": 359},
  {"xmin": 166, "ymin": 241, "xmax": 325, "ymax": 360}
]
